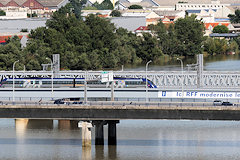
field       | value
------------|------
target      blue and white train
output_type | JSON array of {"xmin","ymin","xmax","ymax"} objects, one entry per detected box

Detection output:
[{"xmin": 0, "ymin": 77, "xmax": 157, "ymax": 88}]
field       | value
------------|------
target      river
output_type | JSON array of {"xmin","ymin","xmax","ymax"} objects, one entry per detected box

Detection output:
[
  {"xmin": 124, "ymin": 54, "xmax": 240, "ymax": 71},
  {"xmin": 0, "ymin": 55, "xmax": 240, "ymax": 160}
]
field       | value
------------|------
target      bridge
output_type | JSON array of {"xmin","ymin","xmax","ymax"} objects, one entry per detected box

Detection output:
[
  {"xmin": 1, "ymin": 101, "xmax": 240, "ymax": 146},
  {"xmin": 0, "ymin": 70, "xmax": 240, "ymax": 89},
  {"xmin": 1, "ymin": 54, "xmax": 239, "ymax": 90}
]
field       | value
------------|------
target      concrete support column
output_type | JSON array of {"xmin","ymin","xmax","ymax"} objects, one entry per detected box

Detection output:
[
  {"xmin": 107, "ymin": 120, "xmax": 119, "ymax": 145},
  {"xmin": 93, "ymin": 120, "xmax": 105, "ymax": 145},
  {"xmin": 79, "ymin": 121, "xmax": 92, "ymax": 147},
  {"xmin": 58, "ymin": 120, "xmax": 70, "ymax": 129}
]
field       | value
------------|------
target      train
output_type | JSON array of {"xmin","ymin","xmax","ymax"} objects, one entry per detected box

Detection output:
[{"xmin": 0, "ymin": 77, "xmax": 157, "ymax": 88}]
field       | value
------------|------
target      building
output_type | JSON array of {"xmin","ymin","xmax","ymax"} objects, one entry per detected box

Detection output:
[
  {"xmin": 81, "ymin": 10, "xmax": 112, "ymax": 17},
  {"xmin": 209, "ymin": 33, "xmax": 240, "ymax": 40},
  {"xmin": 121, "ymin": 10, "xmax": 161, "ymax": 25},
  {"xmin": 0, "ymin": 6, "xmax": 27, "ymax": 19},
  {"xmin": 0, "ymin": 32, "xmax": 28, "ymax": 45},
  {"xmin": 154, "ymin": 10, "xmax": 185, "ymax": 22},
  {"xmin": 0, "ymin": 0, "xmax": 68, "ymax": 9},
  {"xmin": 111, "ymin": 17, "xmax": 146, "ymax": 32},
  {"xmin": 176, "ymin": 0, "xmax": 231, "ymax": 11},
  {"xmin": 204, "ymin": 22, "xmax": 231, "ymax": 35}
]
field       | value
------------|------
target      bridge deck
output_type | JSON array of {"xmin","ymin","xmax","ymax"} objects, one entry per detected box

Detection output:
[{"xmin": 1, "ymin": 103, "xmax": 240, "ymax": 120}]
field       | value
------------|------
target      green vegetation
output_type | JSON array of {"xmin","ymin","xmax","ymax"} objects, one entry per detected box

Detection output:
[
  {"xmin": 0, "ymin": 4, "xmax": 239, "ymax": 71},
  {"xmin": 0, "ymin": 10, "xmax": 6, "ymax": 16},
  {"xmin": 93, "ymin": 0, "xmax": 113, "ymax": 10},
  {"xmin": 149, "ymin": 15, "xmax": 205, "ymax": 57},
  {"xmin": 27, "ymin": 12, "xmax": 38, "ymax": 17},
  {"xmin": 83, "ymin": 6, "xmax": 98, "ymax": 10},
  {"xmin": 70, "ymin": 0, "xmax": 86, "ymax": 19},
  {"xmin": 20, "ymin": 29, "xmax": 28, "ymax": 32},
  {"xmin": 110, "ymin": 10, "xmax": 121, "ymax": 17},
  {"xmin": 0, "ymin": 36, "xmax": 23, "ymax": 70},
  {"xmin": 203, "ymin": 37, "xmax": 239, "ymax": 55},
  {"xmin": 228, "ymin": 9, "xmax": 240, "ymax": 24},
  {"xmin": 128, "ymin": 5, "xmax": 143, "ymax": 9},
  {"xmin": 213, "ymin": 25, "xmax": 229, "ymax": 33}
]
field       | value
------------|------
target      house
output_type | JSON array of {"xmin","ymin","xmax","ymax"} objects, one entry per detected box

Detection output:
[
  {"xmin": 134, "ymin": 26, "xmax": 151, "ymax": 36},
  {"xmin": 176, "ymin": 0, "xmax": 231, "ymax": 11},
  {"xmin": 116, "ymin": 0, "xmax": 159, "ymax": 10},
  {"xmin": 204, "ymin": 22, "xmax": 231, "ymax": 35},
  {"xmin": 0, "ymin": 6, "xmax": 27, "ymax": 19},
  {"xmin": 121, "ymin": 10, "xmax": 161, "ymax": 25},
  {"xmin": 154, "ymin": 10, "xmax": 185, "ymax": 22},
  {"xmin": 0, "ymin": 32, "xmax": 28, "ymax": 45},
  {"xmin": 0, "ymin": 0, "xmax": 69, "ymax": 9},
  {"xmin": 81, "ymin": 10, "xmax": 112, "ymax": 17},
  {"xmin": 209, "ymin": 33, "xmax": 240, "ymax": 39},
  {"xmin": 111, "ymin": 17, "xmax": 146, "ymax": 32}
]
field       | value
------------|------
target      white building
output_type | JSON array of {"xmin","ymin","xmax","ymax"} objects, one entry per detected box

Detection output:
[
  {"xmin": 176, "ymin": 0, "xmax": 231, "ymax": 11},
  {"xmin": 0, "ymin": 7, "xmax": 27, "ymax": 19}
]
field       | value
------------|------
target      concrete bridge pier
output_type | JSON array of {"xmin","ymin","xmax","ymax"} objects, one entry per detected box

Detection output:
[
  {"xmin": 93, "ymin": 120, "xmax": 107, "ymax": 145},
  {"xmin": 78, "ymin": 121, "xmax": 92, "ymax": 147},
  {"xmin": 107, "ymin": 120, "xmax": 119, "ymax": 145}
]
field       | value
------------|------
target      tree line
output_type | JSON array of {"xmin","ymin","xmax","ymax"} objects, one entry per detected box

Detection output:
[{"xmin": 0, "ymin": 4, "xmax": 239, "ymax": 71}]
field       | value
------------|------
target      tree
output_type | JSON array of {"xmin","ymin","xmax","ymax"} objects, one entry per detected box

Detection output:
[
  {"xmin": 83, "ymin": 6, "xmax": 98, "ymax": 10},
  {"xmin": 0, "ymin": 36, "xmax": 23, "ymax": 70},
  {"xmin": 70, "ymin": 0, "xmax": 86, "ymax": 19},
  {"xmin": 228, "ymin": 9, "xmax": 240, "ymax": 24},
  {"xmin": 137, "ymin": 33, "xmax": 163, "ymax": 62},
  {"xmin": 0, "ymin": 10, "xmax": 6, "ymax": 16},
  {"xmin": 128, "ymin": 5, "xmax": 143, "ymax": 9},
  {"xmin": 148, "ymin": 20, "xmax": 168, "ymax": 54},
  {"xmin": 213, "ymin": 25, "xmax": 229, "ymax": 33},
  {"xmin": 174, "ymin": 15, "xmax": 205, "ymax": 56},
  {"xmin": 203, "ymin": 37, "xmax": 216, "ymax": 55},
  {"xmin": 94, "ymin": 0, "xmax": 113, "ymax": 10},
  {"xmin": 110, "ymin": 10, "xmax": 121, "ymax": 17}
]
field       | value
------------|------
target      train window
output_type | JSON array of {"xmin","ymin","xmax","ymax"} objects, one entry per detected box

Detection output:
[
  {"xmin": 15, "ymin": 81, "xmax": 24, "ymax": 84},
  {"xmin": 7, "ymin": 81, "xmax": 13, "ymax": 84},
  {"xmin": 35, "ymin": 81, "xmax": 39, "ymax": 84},
  {"xmin": 76, "ymin": 81, "xmax": 84, "ymax": 84},
  {"xmin": 42, "ymin": 81, "xmax": 51, "ymax": 84},
  {"xmin": 31, "ymin": 81, "xmax": 34, "ymax": 84}
]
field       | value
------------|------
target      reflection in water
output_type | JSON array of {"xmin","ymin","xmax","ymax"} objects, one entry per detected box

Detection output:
[
  {"xmin": 124, "ymin": 54, "xmax": 240, "ymax": 71},
  {"xmin": 1, "ymin": 120, "xmax": 240, "ymax": 159},
  {"xmin": 21, "ymin": 119, "xmax": 53, "ymax": 129},
  {"xmin": 95, "ymin": 145, "xmax": 104, "ymax": 160},
  {"xmin": 15, "ymin": 119, "xmax": 28, "ymax": 138},
  {"xmin": 58, "ymin": 120, "xmax": 79, "ymax": 130},
  {"xmin": 108, "ymin": 145, "xmax": 118, "ymax": 160},
  {"xmin": 82, "ymin": 146, "xmax": 92, "ymax": 160}
]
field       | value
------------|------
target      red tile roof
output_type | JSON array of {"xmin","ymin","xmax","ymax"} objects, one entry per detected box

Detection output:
[
  {"xmin": 135, "ymin": 26, "xmax": 149, "ymax": 31},
  {"xmin": 205, "ymin": 22, "xmax": 230, "ymax": 30},
  {"xmin": 0, "ymin": 35, "xmax": 23, "ymax": 43}
]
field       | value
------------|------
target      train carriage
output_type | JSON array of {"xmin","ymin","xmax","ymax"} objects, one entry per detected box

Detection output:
[{"xmin": 0, "ymin": 77, "xmax": 157, "ymax": 88}]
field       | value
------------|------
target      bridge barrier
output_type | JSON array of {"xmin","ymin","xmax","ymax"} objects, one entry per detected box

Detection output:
[
  {"xmin": 0, "ymin": 101, "xmax": 239, "ymax": 108},
  {"xmin": 1, "ymin": 97, "xmax": 240, "ymax": 103}
]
